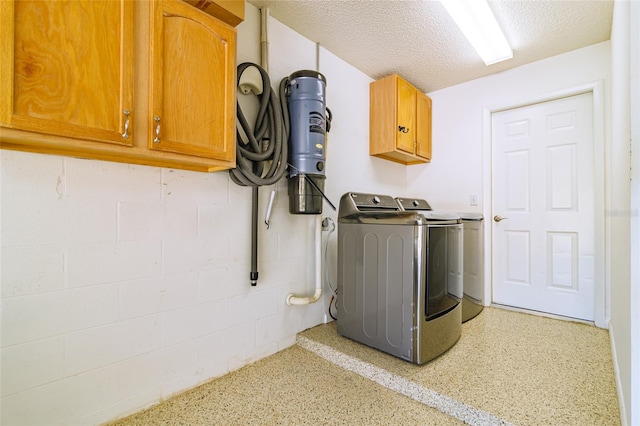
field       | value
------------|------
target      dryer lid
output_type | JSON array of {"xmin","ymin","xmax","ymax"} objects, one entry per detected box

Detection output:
[
  {"xmin": 422, "ymin": 211, "xmax": 462, "ymax": 221},
  {"xmin": 397, "ymin": 197, "xmax": 461, "ymax": 222},
  {"xmin": 459, "ymin": 212, "xmax": 484, "ymax": 221}
]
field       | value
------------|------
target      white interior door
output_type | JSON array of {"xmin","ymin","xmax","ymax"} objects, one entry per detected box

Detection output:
[{"xmin": 492, "ymin": 92, "xmax": 595, "ymax": 321}]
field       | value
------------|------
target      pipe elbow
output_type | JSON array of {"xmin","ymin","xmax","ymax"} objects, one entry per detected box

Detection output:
[{"xmin": 286, "ymin": 288, "xmax": 322, "ymax": 306}]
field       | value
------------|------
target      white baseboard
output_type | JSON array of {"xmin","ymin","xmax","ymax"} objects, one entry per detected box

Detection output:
[
  {"xmin": 490, "ymin": 303, "xmax": 595, "ymax": 326},
  {"xmin": 609, "ymin": 322, "xmax": 628, "ymax": 426}
]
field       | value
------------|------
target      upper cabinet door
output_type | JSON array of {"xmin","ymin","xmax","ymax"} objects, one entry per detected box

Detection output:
[
  {"xmin": 149, "ymin": 0, "xmax": 236, "ymax": 161},
  {"xmin": 415, "ymin": 91, "xmax": 432, "ymax": 161},
  {"xmin": 395, "ymin": 77, "xmax": 416, "ymax": 155},
  {"xmin": 1, "ymin": 0, "xmax": 134, "ymax": 145}
]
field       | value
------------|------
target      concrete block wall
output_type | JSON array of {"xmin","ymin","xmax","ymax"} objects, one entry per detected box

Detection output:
[
  {"xmin": 0, "ymin": 3, "xmax": 409, "ymax": 425},
  {"xmin": 0, "ymin": 152, "xmax": 313, "ymax": 424}
]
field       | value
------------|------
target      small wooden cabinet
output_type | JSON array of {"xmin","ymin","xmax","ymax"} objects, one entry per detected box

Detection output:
[
  {"xmin": 0, "ymin": 0, "xmax": 241, "ymax": 172},
  {"xmin": 370, "ymin": 74, "xmax": 432, "ymax": 164},
  {"xmin": 149, "ymin": 0, "xmax": 235, "ymax": 162}
]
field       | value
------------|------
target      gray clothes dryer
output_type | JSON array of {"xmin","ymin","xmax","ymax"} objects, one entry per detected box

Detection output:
[
  {"xmin": 459, "ymin": 213, "xmax": 484, "ymax": 322},
  {"xmin": 336, "ymin": 193, "xmax": 462, "ymax": 364},
  {"xmin": 396, "ymin": 197, "xmax": 466, "ymax": 325}
]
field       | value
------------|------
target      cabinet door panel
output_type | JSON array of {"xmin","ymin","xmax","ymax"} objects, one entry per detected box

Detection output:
[
  {"xmin": 150, "ymin": 0, "xmax": 235, "ymax": 161},
  {"xmin": 416, "ymin": 91, "xmax": 432, "ymax": 161},
  {"xmin": 369, "ymin": 74, "xmax": 430, "ymax": 165},
  {"xmin": 396, "ymin": 78, "xmax": 415, "ymax": 154},
  {"xmin": 5, "ymin": 0, "xmax": 134, "ymax": 145}
]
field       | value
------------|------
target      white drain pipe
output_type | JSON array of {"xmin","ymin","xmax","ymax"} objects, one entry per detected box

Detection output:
[
  {"xmin": 260, "ymin": 8, "xmax": 269, "ymax": 71},
  {"xmin": 286, "ymin": 216, "xmax": 322, "ymax": 305},
  {"xmin": 285, "ymin": 39, "xmax": 326, "ymax": 306}
]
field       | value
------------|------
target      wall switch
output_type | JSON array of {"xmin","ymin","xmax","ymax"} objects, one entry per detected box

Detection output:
[{"xmin": 470, "ymin": 195, "xmax": 478, "ymax": 206}]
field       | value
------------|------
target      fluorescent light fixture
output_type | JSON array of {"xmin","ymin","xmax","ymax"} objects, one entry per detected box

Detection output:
[{"xmin": 440, "ymin": 0, "xmax": 513, "ymax": 65}]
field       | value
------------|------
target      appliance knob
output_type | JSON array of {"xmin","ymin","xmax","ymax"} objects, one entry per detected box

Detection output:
[
  {"xmin": 412, "ymin": 200, "xmax": 419, "ymax": 207},
  {"xmin": 372, "ymin": 196, "xmax": 381, "ymax": 204}
]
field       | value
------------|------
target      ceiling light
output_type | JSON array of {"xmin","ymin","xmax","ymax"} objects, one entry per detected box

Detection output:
[{"xmin": 440, "ymin": 0, "xmax": 513, "ymax": 66}]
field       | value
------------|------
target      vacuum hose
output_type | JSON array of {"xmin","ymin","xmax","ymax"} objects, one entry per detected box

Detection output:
[
  {"xmin": 230, "ymin": 63, "xmax": 287, "ymax": 187},
  {"xmin": 230, "ymin": 63, "xmax": 287, "ymax": 286}
]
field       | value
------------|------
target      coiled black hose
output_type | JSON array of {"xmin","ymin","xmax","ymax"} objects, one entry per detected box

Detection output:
[{"xmin": 229, "ymin": 63, "xmax": 287, "ymax": 187}]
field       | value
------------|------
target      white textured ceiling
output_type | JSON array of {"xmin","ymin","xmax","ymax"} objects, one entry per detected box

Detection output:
[{"xmin": 248, "ymin": 0, "xmax": 614, "ymax": 93}]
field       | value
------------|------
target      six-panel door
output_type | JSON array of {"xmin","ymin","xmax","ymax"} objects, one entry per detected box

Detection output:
[{"xmin": 492, "ymin": 92, "xmax": 595, "ymax": 321}]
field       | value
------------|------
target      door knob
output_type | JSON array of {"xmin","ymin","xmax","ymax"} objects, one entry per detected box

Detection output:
[{"xmin": 494, "ymin": 215, "xmax": 508, "ymax": 222}]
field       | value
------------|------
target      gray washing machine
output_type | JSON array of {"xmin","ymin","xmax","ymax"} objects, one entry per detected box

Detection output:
[
  {"xmin": 337, "ymin": 193, "xmax": 462, "ymax": 364},
  {"xmin": 459, "ymin": 213, "xmax": 484, "ymax": 322}
]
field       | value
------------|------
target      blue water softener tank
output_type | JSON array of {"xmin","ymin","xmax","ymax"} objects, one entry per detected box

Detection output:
[{"xmin": 286, "ymin": 70, "xmax": 327, "ymax": 214}]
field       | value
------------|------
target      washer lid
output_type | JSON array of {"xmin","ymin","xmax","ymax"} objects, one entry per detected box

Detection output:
[{"xmin": 459, "ymin": 212, "xmax": 484, "ymax": 221}]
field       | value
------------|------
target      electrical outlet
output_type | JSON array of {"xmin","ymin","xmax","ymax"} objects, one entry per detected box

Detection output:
[{"xmin": 470, "ymin": 195, "xmax": 478, "ymax": 206}]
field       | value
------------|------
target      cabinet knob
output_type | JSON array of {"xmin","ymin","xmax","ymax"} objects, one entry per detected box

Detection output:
[
  {"xmin": 398, "ymin": 126, "xmax": 409, "ymax": 133},
  {"xmin": 153, "ymin": 116, "xmax": 161, "ymax": 144},
  {"xmin": 122, "ymin": 110, "xmax": 130, "ymax": 140}
]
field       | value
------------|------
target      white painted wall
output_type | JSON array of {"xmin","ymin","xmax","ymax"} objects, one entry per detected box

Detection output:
[
  {"xmin": 610, "ymin": 1, "xmax": 631, "ymax": 424},
  {"xmin": 610, "ymin": 1, "xmax": 640, "ymax": 425},
  {"xmin": 0, "ymin": 4, "xmax": 409, "ymax": 425},
  {"xmin": 629, "ymin": 2, "xmax": 640, "ymax": 423}
]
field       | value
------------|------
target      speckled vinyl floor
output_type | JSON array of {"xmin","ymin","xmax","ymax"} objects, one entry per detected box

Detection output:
[{"xmin": 109, "ymin": 307, "xmax": 620, "ymax": 426}]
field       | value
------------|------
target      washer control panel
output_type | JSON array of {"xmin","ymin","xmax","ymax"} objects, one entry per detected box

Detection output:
[
  {"xmin": 396, "ymin": 198, "xmax": 432, "ymax": 211},
  {"xmin": 349, "ymin": 193, "xmax": 399, "ymax": 210}
]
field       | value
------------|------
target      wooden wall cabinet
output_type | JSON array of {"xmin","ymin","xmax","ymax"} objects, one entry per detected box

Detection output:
[
  {"xmin": 0, "ymin": 0, "xmax": 240, "ymax": 172},
  {"xmin": 0, "ymin": 1, "xmax": 135, "ymax": 147},
  {"xmin": 149, "ymin": 0, "xmax": 235, "ymax": 162},
  {"xmin": 369, "ymin": 74, "xmax": 432, "ymax": 165}
]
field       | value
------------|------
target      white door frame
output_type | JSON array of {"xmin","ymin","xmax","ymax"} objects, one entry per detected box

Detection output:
[{"xmin": 481, "ymin": 80, "xmax": 607, "ymax": 328}]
